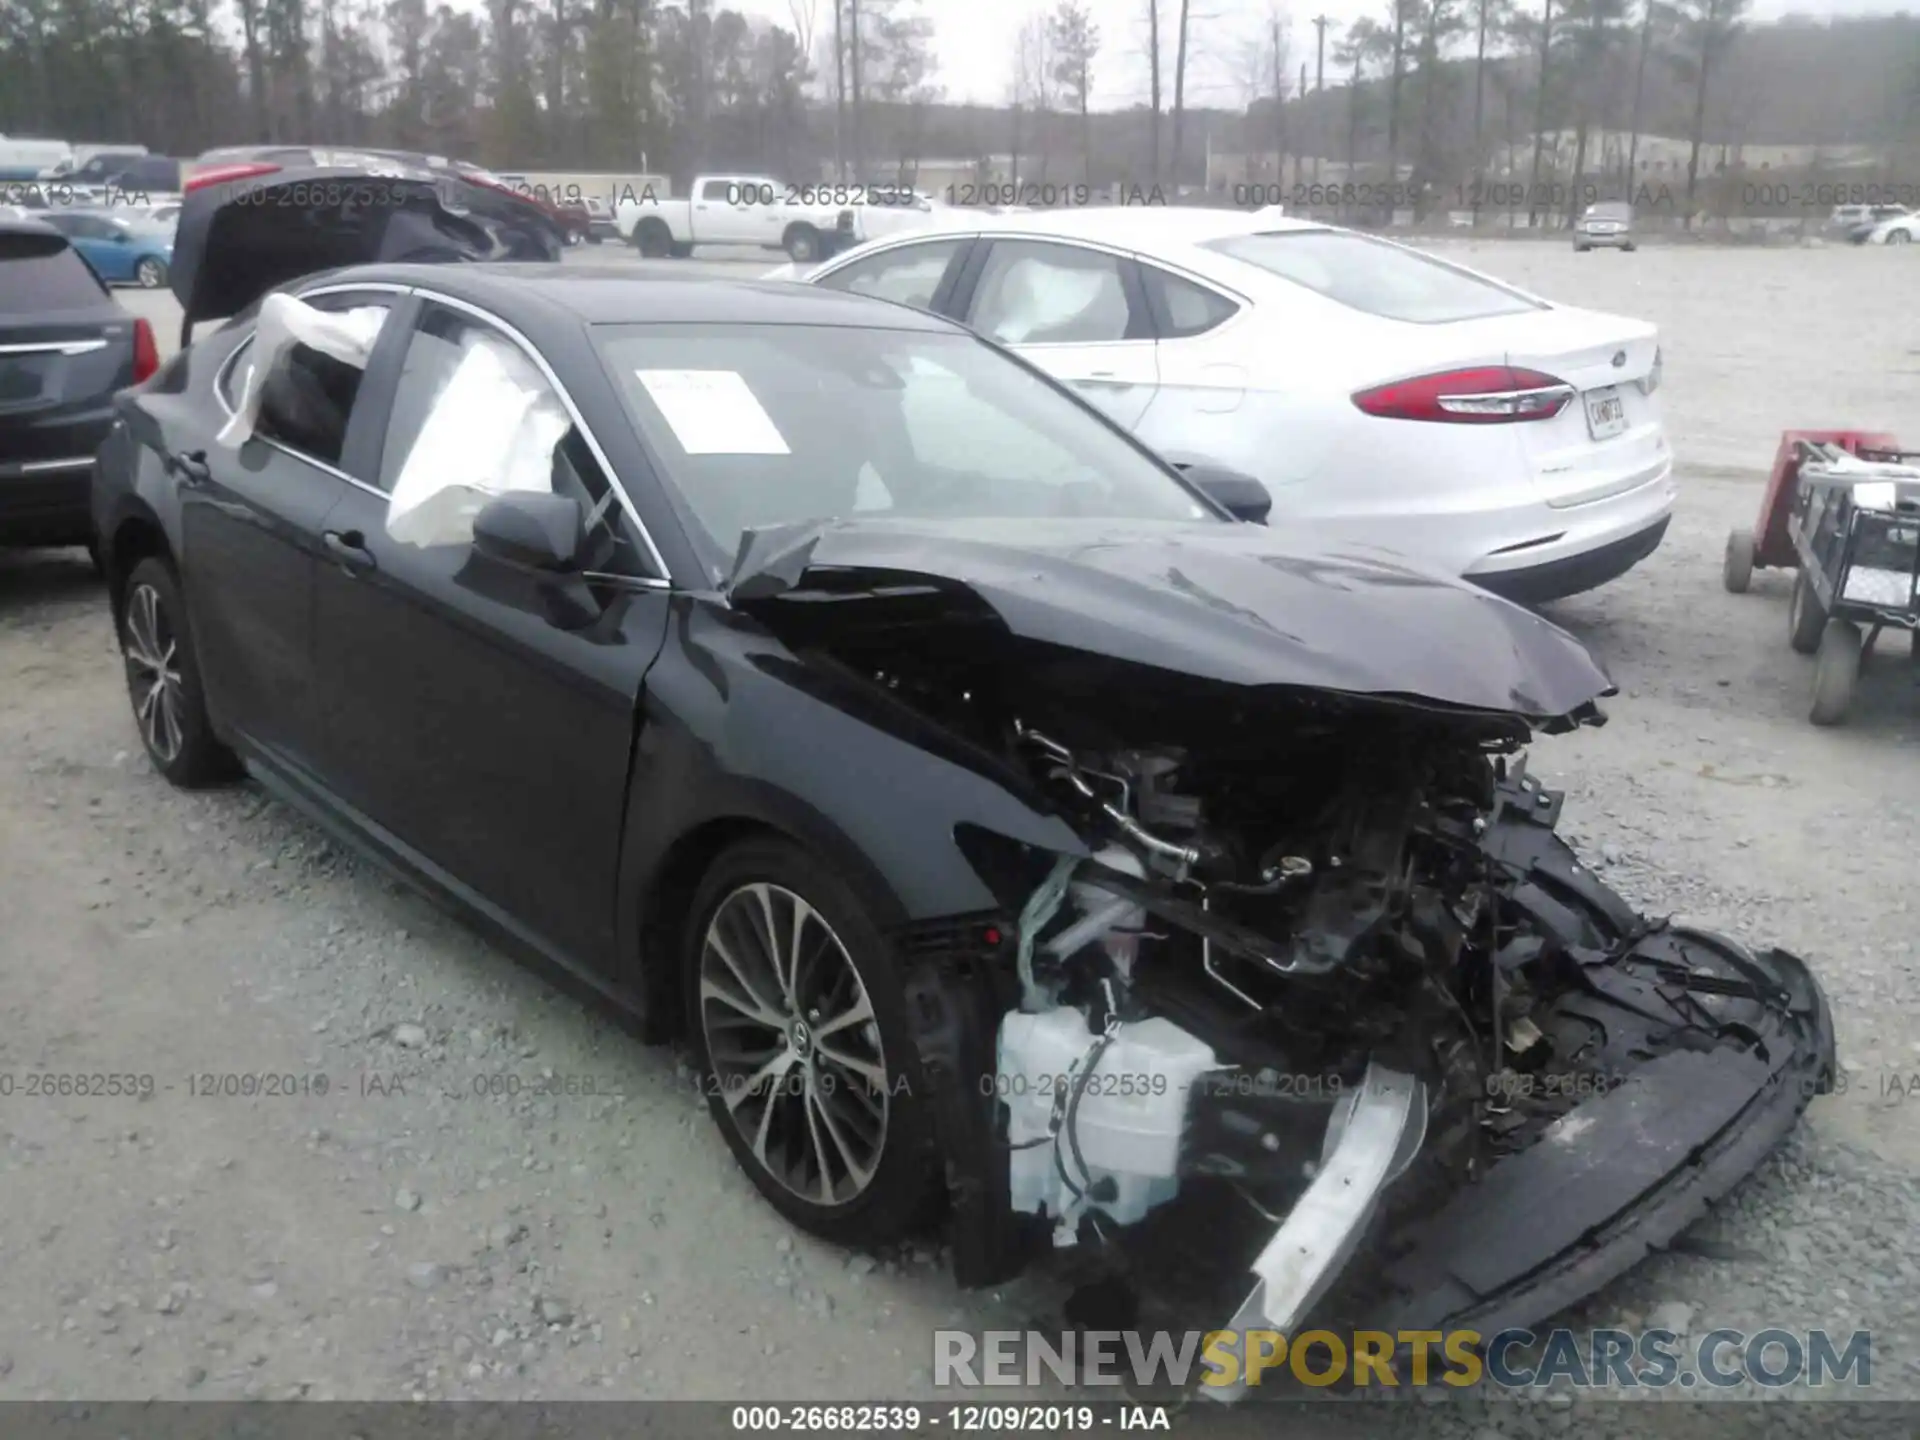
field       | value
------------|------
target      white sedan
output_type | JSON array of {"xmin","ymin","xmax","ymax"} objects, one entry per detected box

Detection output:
[
  {"xmin": 782, "ymin": 207, "xmax": 1675, "ymax": 602},
  {"xmin": 1863, "ymin": 210, "xmax": 1918, "ymax": 245}
]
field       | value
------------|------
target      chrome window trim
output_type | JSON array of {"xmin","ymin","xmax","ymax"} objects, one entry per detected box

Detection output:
[{"xmin": 210, "ymin": 280, "xmax": 672, "ymax": 587}]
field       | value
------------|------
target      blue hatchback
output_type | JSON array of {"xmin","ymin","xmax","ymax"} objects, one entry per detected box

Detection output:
[{"xmin": 36, "ymin": 209, "xmax": 174, "ymax": 287}]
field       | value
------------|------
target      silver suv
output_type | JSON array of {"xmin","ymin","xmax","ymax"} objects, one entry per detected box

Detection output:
[{"xmin": 1574, "ymin": 201, "xmax": 1635, "ymax": 252}]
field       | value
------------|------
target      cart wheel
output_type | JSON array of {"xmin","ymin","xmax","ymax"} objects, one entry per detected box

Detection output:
[
  {"xmin": 1723, "ymin": 528, "xmax": 1756, "ymax": 593},
  {"xmin": 1787, "ymin": 570, "xmax": 1828, "ymax": 654},
  {"xmin": 1810, "ymin": 619, "xmax": 1863, "ymax": 726}
]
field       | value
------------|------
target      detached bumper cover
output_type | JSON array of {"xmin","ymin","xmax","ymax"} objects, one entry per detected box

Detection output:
[{"xmin": 1380, "ymin": 939, "xmax": 1833, "ymax": 1341}]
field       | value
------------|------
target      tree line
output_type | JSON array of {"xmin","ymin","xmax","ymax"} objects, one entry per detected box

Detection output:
[{"xmin": 2, "ymin": 0, "xmax": 1916, "ymax": 204}]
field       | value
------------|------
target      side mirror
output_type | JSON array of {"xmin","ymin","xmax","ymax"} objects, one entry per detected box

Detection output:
[
  {"xmin": 472, "ymin": 490, "xmax": 586, "ymax": 572},
  {"xmin": 1179, "ymin": 463, "xmax": 1273, "ymax": 525},
  {"xmin": 463, "ymin": 491, "xmax": 603, "ymax": 631}
]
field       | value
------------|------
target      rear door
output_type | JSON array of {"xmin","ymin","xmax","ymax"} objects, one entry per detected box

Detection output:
[
  {"xmin": 0, "ymin": 228, "xmax": 136, "ymax": 499},
  {"xmin": 951, "ymin": 238, "xmax": 1160, "ymax": 429},
  {"xmin": 180, "ymin": 284, "xmax": 404, "ymax": 777}
]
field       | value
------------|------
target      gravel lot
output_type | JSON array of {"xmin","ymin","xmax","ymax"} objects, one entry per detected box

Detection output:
[{"xmin": 5, "ymin": 239, "xmax": 1920, "ymax": 1430}]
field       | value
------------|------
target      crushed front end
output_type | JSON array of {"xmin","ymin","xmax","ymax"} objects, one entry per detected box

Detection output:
[
  {"xmin": 907, "ymin": 700, "xmax": 1833, "ymax": 1391},
  {"xmin": 727, "ymin": 521, "xmax": 1835, "ymax": 1393}
]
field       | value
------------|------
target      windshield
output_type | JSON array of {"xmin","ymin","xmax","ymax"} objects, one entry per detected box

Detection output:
[
  {"xmin": 1586, "ymin": 203, "xmax": 1631, "ymax": 220},
  {"xmin": 595, "ymin": 322, "xmax": 1217, "ymax": 570},
  {"xmin": 1205, "ymin": 229, "xmax": 1541, "ymax": 323}
]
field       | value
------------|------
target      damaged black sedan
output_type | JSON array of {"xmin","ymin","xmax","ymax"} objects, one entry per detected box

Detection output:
[{"xmin": 91, "ymin": 262, "xmax": 1833, "ymax": 1382}]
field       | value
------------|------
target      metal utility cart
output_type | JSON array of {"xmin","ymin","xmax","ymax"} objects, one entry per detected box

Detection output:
[{"xmin": 1725, "ymin": 437, "xmax": 1920, "ymax": 725}]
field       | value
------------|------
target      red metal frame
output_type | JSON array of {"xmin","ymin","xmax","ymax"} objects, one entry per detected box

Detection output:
[{"xmin": 1752, "ymin": 430, "xmax": 1900, "ymax": 569}]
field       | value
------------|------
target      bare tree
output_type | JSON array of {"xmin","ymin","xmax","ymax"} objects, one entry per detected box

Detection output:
[
  {"xmin": 1560, "ymin": 0, "xmax": 1630, "ymax": 222},
  {"xmin": 1524, "ymin": 0, "xmax": 1556, "ymax": 226},
  {"xmin": 1470, "ymin": 0, "xmax": 1515, "ymax": 218},
  {"xmin": 1669, "ymin": 0, "xmax": 1750, "ymax": 221},
  {"xmin": 1048, "ymin": 0, "xmax": 1100, "ymax": 182},
  {"xmin": 1146, "ymin": 0, "xmax": 1163, "ymax": 182},
  {"xmin": 1335, "ymin": 16, "xmax": 1385, "ymax": 173},
  {"xmin": 1383, "ymin": 0, "xmax": 1416, "ymax": 179},
  {"xmin": 1171, "ymin": 0, "xmax": 1190, "ymax": 187},
  {"xmin": 1625, "ymin": 0, "xmax": 1664, "ymax": 183}
]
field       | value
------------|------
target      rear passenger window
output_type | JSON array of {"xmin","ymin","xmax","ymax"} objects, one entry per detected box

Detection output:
[
  {"xmin": 1144, "ymin": 267, "xmax": 1238, "ymax": 338},
  {"xmin": 243, "ymin": 294, "xmax": 393, "ymax": 469},
  {"xmin": 0, "ymin": 231, "xmax": 107, "ymax": 311}
]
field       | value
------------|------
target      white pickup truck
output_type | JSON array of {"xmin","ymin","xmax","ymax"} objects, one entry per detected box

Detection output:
[
  {"xmin": 615, "ymin": 174, "xmax": 947, "ymax": 262},
  {"xmin": 615, "ymin": 174, "xmax": 851, "ymax": 262}
]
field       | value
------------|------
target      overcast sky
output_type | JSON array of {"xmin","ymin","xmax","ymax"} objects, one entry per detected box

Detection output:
[{"xmin": 736, "ymin": 0, "xmax": 1917, "ymax": 112}]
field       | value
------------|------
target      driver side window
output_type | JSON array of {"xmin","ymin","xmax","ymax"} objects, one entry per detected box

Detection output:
[{"xmin": 376, "ymin": 303, "xmax": 654, "ymax": 577}]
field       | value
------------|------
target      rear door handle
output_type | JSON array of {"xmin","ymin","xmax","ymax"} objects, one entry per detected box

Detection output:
[
  {"xmin": 167, "ymin": 449, "xmax": 210, "ymax": 486},
  {"xmin": 323, "ymin": 529, "xmax": 376, "ymax": 575}
]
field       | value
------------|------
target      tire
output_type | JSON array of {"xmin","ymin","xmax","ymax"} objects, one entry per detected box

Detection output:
[
  {"xmin": 1889, "ymin": 229, "xmax": 1913, "ymax": 245},
  {"xmin": 1787, "ymin": 570, "xmax": 1828, "ymax": 653},
  {"xmin": 1722, "ymin": 528, "xmax": 1755, "ymax": 593},
  {"xmin": 632, "ymin": 219, "xmax": 672, "ymax": 258},
  {"xmin": 670, "ymin": 241, "xmax": 695, "ymax": 259},
  {"xmin": 566, "ymin": 227, "xmax": 585, "ymax": 247},
  {"xmin": 1622, "ymin": 242, "xmax": 1637, "ymax": 252},
  {"xmin": 135, "ymin": 256, "xmax": 167, "ymax": 288},
  {"xmin": 1810, "ymin": 619, "xmax": 1862, "ymax": 726},
  {"xmin": 684, "ymin": 836, "xmax": 940, "ymax": 1247},
  {"xmin": 586, "ymin": 232, "xmax": 603, "ymax": 245},
  {"xmin": 784, "ymin": 224, "xmax": 823, "ymax": 263},
  {"xmin": 116, "ymin": 557, "xmax": 242, "ymax": 786},
  {"xmin": 1574, "ymin": 243, "xmax": 1591, "ymax": 253}
]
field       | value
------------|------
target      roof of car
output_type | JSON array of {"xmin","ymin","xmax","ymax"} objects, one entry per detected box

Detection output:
[
  {"xmin": 909, "ymin": 204, "xmax": 1326, "ymax": 245},
  {"xmin": 318, "ymin": 263, "xmax": 965, "ymax": 331}
]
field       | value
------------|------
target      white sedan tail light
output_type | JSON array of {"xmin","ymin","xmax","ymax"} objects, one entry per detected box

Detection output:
[{"xmin": 1353, "ymin": 366, "xmax": 1575, "ymax": 424}]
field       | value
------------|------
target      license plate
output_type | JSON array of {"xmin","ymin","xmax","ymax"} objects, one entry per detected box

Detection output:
[
  {"xmin": 1584, "ymin": 385, "xmax": 1627, "ymax": 440},
  {"xmin": 0, "ymin": 357, "xmax": 48, "ymax": 405}
]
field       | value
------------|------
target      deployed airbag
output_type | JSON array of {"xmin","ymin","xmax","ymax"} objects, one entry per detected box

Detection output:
[
  {"xmin": 216, "ymin": 293, "xmax": 388, "ymax": 448},
  {"xmin": 386, "ymin": 330, "xmax": 570, "ymax": 548}
]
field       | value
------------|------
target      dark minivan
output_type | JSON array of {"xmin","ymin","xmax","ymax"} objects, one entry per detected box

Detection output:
[{"xmin": 0, "ymin": 218, "xmax": 159, "ymax": 551}]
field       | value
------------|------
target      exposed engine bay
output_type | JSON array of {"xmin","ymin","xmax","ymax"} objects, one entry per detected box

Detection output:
[
  {"xmin": 728, "ymin": 524, "xmax": 1836, "ymax": 1396},
  {"xmin": 880, "ymin": 655, "xmax": 1829, "ymax": 1392}
]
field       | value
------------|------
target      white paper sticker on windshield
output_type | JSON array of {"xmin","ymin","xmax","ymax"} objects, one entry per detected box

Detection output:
[{"xmin": 635, "ymin": 369, "xmax": 790, "ymax": 456}]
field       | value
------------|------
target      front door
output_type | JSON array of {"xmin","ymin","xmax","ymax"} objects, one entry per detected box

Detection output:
[
  {"xmin": 956, "ymin": 238, "xmax": 1161, "ymax": 430},
  {"xmin": 311, "ymin": 298, "xmax": 672, "ymax": 970}
]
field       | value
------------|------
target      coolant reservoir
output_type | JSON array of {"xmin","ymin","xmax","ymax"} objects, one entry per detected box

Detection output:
[{"xmin": 997, "ymin": 1006, "xmax": 1219, "ymax": 1236}]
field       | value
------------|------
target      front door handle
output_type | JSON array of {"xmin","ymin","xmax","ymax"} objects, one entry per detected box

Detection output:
[
  {"xmin": 323, "ymin": 529, "xmax": 376, "ymax": 575},
  {"xmin": 167, "ymin": 449, "xmax": 210, "ymax": 486}
]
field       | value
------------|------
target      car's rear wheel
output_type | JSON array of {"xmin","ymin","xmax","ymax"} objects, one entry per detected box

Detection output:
[
  {"xmin": 685, "ymin": 837, "xmax": 939, "ymax": 1246},
  {"xmin": 1889, "ymin": 229, "xmax": 1913, "ymax": 245},
  {"xmin": 118, "ymin": 557, "xmax": 241, "ymax": 787},
  {"xmin": 135, "ymin": 256, "xmax": 167, "ymax": 288},
  {"xmin": 1788, "ymin": 569, "xmax": 1827, "ymax": 654}
]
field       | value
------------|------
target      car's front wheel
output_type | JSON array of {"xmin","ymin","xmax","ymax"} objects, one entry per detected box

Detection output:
[
  {"xmin": 117, "ymin": 557, "xmax": 241, "ymax": 787},
  {"xmin": 135, "ymin": 256, "xmax": 167, "ymax": 288},
  {"xmin": 685, "ymin": 837, "xmax": 940, "ymax": 1246}
]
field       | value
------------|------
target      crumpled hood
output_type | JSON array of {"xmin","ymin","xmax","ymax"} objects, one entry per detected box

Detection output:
[{"xmin": 727, "ymin": 516, "xmax": 1615, "ymax": 724}]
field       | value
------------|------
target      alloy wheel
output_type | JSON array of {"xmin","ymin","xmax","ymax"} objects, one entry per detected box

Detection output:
[
  {"xmin": 136, "ymin": 257, "xmax": 166, "ymax": 287},
  {"xmin": 123, "ymin": 582, "xmax": 185, "ymax": 763},
  {"xmin": 698, "ymin": 882, "xmax": 888, "ymax": 1207}
]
